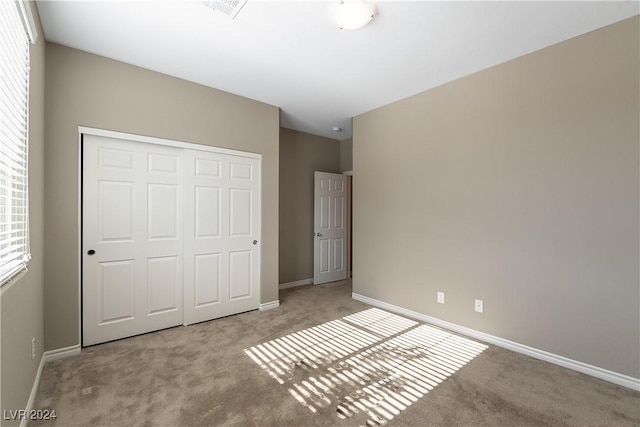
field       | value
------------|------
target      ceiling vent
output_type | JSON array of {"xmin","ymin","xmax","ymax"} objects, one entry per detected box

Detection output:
[{"xmin": 202, "ymin": 0, "xmax": 248, "ymax": 19}]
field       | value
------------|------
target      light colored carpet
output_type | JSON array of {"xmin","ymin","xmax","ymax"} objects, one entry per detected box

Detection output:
[{"xmin": 31, "ymin": 280, "xmax": 639, "ymax": 426}]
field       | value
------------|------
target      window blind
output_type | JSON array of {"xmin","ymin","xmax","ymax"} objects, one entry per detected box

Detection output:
[{"xmin": 0, "ymin": 1, "xmax": 31, "ymax": 286}]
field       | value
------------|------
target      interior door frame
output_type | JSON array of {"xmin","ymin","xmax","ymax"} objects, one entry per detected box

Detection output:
[
  {"xmin": 313, "ymin": 171, "xmax": 349, "ymax": 285},
  {"xmin": 344, "ymin": 171, "xmax": 352, "ymax": 279},
  {"xmin": 77, "ymin": 126, "xmax": 262, "ymax": 347}
]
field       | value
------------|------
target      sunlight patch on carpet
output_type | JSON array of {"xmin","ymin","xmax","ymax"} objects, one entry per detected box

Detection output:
[{"xmin": 244, "ymin": 308, "xmax": 487, "ymax": 426}]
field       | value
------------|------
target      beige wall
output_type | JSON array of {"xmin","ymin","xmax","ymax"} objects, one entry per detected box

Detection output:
[
  {"xmin": 0, "ymin": 3, "xmax": 46, "ymax": 424},
  {"xmin": 340, "ymin": 138, "xmax": 353, "ymax": 173},
  {"xmin": 279, "ymin": 128, "xmax": 341, "ymax": 284},
  {"xmin": 44, "ymin": 44, "xmax": 279, "ymax": 351},
  {"xmin": 353, "ymin": 17, "xmax": 639, "ymax": 378}
]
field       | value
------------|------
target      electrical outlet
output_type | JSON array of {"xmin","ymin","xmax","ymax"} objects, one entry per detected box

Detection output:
[
  {"xmin": 475, "ymin": 299, "xmax": 484, "ymax": 313},
  {"xmin": 31, "ymin": 337, "xmax": 35, "ymax": 360},
  {"xmin": 437, "ymin": 291, "xmax": 445, "ymax": 304}
]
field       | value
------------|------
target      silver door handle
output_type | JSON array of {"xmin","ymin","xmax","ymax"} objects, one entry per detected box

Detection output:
[
  {"xmin": 316, "ymin": 233, "xmax": 322, "ymax": 237},
  {"xmin": 253, "ymin": 240, "xmax": 258, "ymax": 245}
]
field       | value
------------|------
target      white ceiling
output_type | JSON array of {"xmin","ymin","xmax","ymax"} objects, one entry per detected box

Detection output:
[{"xmin": 36, "ymin": 1, "xmax": 639, "ymax": 141}]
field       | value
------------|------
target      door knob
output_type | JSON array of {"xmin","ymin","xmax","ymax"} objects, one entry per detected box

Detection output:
[
  {"xmin": 87, "ymin": 249, "xmax": 96, "ymax": 255},
  {"xmin": 253, "ymin": 240, "xmax": 258, "ymax": 245},
  {"xmin": 316, "ymin": 232, "xmax": 322, "ymax": 237}
]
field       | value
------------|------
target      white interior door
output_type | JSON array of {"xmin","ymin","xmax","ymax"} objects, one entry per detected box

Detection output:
[
  {"xmin": 183, "ymin": 150, "xmax": 261, "ymax": 325},
  {"xmin": 82, "ymin": 135, "xmax": 183, "ymax": 346},
  {"xmin": 314, "ymin": 172, "xmax": 348, "ymax": 285}
]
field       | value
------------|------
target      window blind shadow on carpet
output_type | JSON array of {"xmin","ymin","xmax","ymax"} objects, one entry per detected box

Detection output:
[{"xmin": 244, "ymin": 307, "xmax": 488, "ymax": 426}]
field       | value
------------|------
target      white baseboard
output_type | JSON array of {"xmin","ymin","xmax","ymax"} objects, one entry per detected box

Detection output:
[
  {"xmin": 352, "ymin": 292, "xmax": 640, "ymax": 391},
  {"xmin": 259, "ymin": 300, "xmax": 280, "ymax": 311},
  {"xmin": 279, "ymin": 278, "xmax": 313, "ymax": 290},
  {"xmin": 42, "ymin": 344, "xmax": 81, "ymax": 363},
  {"xmin": 21, "ymin": 344, "xmax": 81, "ymax": 427}
]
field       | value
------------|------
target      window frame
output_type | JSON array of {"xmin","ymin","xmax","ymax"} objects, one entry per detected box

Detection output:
[{"xmin": 0, "ymin": 0, "xmax": 38, "ymax": 287}]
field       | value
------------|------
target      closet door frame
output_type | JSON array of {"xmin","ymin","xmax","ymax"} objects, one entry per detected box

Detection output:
[{"xmin": 78, "ymin": 126, "xmax": 262, "ymax": 346}]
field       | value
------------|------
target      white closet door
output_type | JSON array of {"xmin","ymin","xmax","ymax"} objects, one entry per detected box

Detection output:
[
  {"xmin": 82, "ymin": 135, "xmax": 183, "ymax": 346},
  {"xmin": 183, "ymin": 149, "xmax": 261, "ymax": 325}
]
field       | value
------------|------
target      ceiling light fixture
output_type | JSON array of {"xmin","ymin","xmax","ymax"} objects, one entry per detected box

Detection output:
[{"xmin": 333, "ymin": 0, "xmax": 376, "ymax": 30}]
